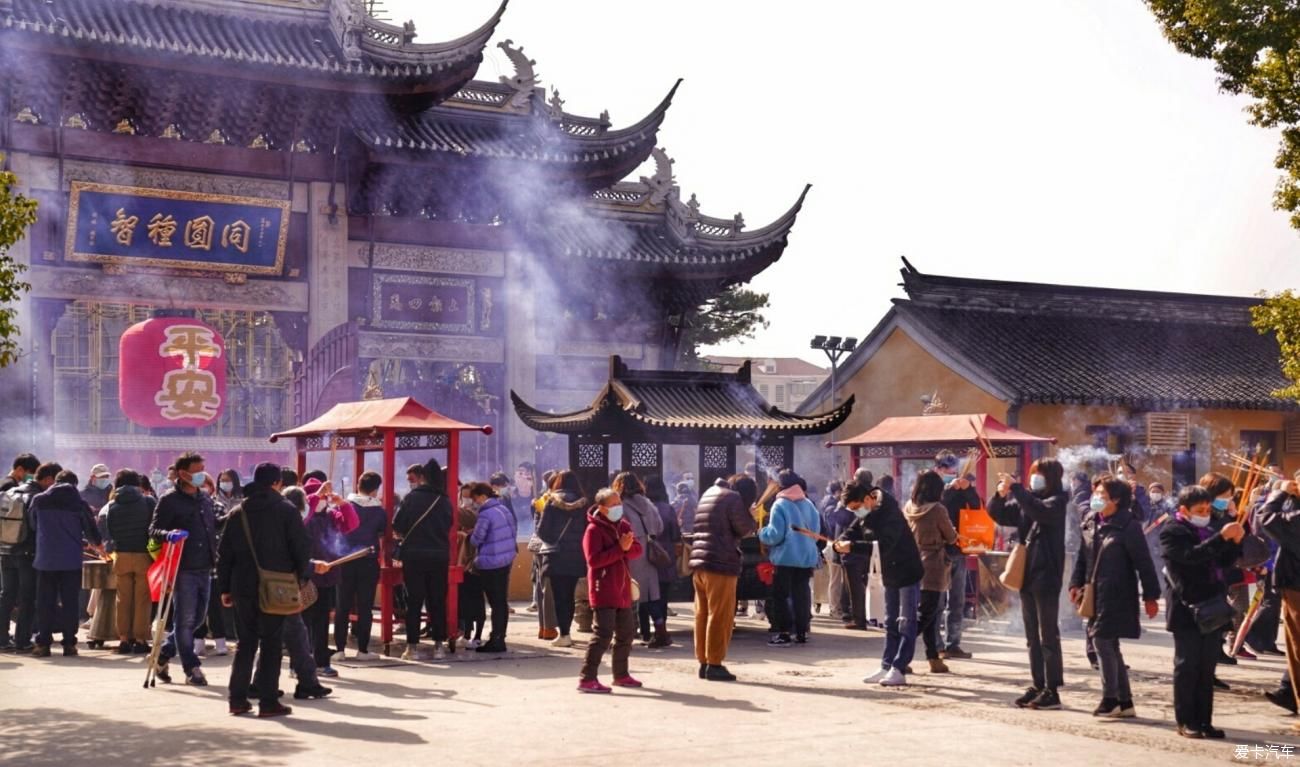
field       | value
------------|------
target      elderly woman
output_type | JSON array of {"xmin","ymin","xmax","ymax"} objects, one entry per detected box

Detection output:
[
  {"xmin": 1070, "ymin": 477, "xmax": 1161, "ymax": 719},
  {"xmin": 612, "ymin": 473, "xmax": 664, "ymax": 644},
  {"xmin": 1165, "ymin": 485, "xmax": 1244, "ymax": 739},
  {"xmin": 578, "ymin": 488, "xmax": 643, "ymax": 693}
]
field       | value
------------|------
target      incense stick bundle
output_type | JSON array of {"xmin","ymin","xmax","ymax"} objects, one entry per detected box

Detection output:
[
  {"xmin": 969, "ymin": 416, "xmax": 994, "ymax": 459},
  {"xmin": 325, "ymin": 546, "xmax": 375, "ymax": 569},
  {"xmin": 790, "ymin": 525, "xmax": 831, "ymax": 543}
]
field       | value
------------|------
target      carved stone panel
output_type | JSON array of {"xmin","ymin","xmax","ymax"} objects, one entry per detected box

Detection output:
[
  {"xmin": 355, "ymin": 242, "xmax": 506, "ymax": 277},
  {"xmin": 37, "ymin": 160, "xmax": 292, "ymax": 201},
  {"xmin": 357, "ymin": 331, "xmax": 505, "ymax": 364},
  {"xmin": 28, "ymin": 266, "xmax": 308, "ymax": 311}
]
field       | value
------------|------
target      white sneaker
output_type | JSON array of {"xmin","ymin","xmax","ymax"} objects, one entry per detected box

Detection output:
[
  {"xmin": 466, "ymin": 638, "xmax": 482, "ymax": 649},
  {"xmin": 526, "ymin": 603, "xmax": 539, "ymax": 613},
  {"xmin": 194, "ymin": 637, "xmax": 207, "ymax": 657},
  {"xmin": 401, "ymin": 646, "xmax": 419, "ymax": 661},
  {"xmin": 863, "ymin": 668, "xmax": 890, "ymax": 684},
  {"xmin": 214, "ymin": 638, "xmax": 228, "ymax": 656},
  {"xmin": 355, "ymin": 651, "xmax": 378, "ymax": 662},
  {"xmin": 879, "ymin": 668, "xmax": 908, "ymax": 687},
  {"xmin": 331, "ymin": 650, "xmax": 348, "ymax": 663},
  {"xmin": 551, "ymin": 635, "xmax": 573, "ymax": 648},
  {"xmin": 433, "ymin": 643, "xmax": 446, "ymax": 661}
]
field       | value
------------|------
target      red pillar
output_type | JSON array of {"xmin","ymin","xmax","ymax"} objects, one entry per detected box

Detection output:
[
  {"xmin": 380, "ymin": 430, "xmax": 396, "ymax": 647},
  {"xmin": 296, "ymin": 447, "xmax": 307, "ymax": 482},
  {"xmin": 445, "ymin": 432, "xmax": 461, "ymax": 644}
]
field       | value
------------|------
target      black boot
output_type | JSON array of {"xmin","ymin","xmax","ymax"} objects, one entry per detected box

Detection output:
[{"xmin": 705, "ymin": 665, "xmax": 737, "ymax": 682}]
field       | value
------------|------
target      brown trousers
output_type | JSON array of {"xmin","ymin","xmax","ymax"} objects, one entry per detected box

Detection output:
[
  {"xmin": 1284, "ymin": 588, "xmax": 1300, "ymax": 711},
  {"xmin": 693, "ymin": 570, "xmax": 738, "ymax": 666},
  {"xmin": 113, "ymin": 552, "xmax": 153, "ymax": 642},
  {"xmin": 580, "ymin": 606, "xmax": 635, "ymax": 682}
]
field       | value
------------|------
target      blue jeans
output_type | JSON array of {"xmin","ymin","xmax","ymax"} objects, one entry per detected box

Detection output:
[
  {"xmin": 161, "ymin": 570, "xmax": 210, "ymax": 674},
  {"xmin": 942, "ymin": 554, "xmax": 966, "ymax": 649},
  {"xmin": 881, "ymin": 584, "xmax": 920, "ymax": 671}
]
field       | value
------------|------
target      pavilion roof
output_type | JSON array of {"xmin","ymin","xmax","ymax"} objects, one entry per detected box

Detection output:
[
  {"xmin": 270, "ymin": 397, "xmax": 491, "ymax": 442},
  {"xmin": 833, "ymin": 414, "xmax": 1054, "ymax": 447},
  {"xmin": 511, "ymin": 356, "xmax": 853, "ymax": 437}
]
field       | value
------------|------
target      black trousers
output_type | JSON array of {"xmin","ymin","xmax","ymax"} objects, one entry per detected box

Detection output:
[
  {"xmin": 842, "ymin": 559, "xmax": 870, "ymax": 628},
  {"xmin": 200, "ymin": 573, "xmax": 236, "ymax": 640},
  {"xmin": 229, "ymin": 597, "xmax": 285, "ymax": 706},
  {"xmin": 404, "ymin": 560, "xmax": 447, "ymax": 644},
  {"xmin": 1021, "ymin": 587, "xmax": 1064, "ymax": 690},
  {"xmin": 35, "ymin": 569, "xmax": 80, "ymax": 648},
  {"xmin": 549, "ymin": 574, "xmax": 580, "ymax": 636},
  {"xmin": 302, "ymin": 586, "xmax": 335, "ymax": 667},
  {"xmin": 771, "ymin": 566, "xmax": 813, "ymax": 636},
  {"xmin": 335, "ymin": 557, "xmax": 379, "ymax": 654},
  {"xmin": 918, "ymin": 589, "xmax": 944, "ymax": 659},
  {"xmin": 0, "ymin": 554, "xmax": 37, "ymax": 647},
  {"xmin": 1173, "ymin": 628, "xmax": 1221, "ymax": 728},
  {"xmin": 480, "ymin": 565, "xmax": 511, "ymax": 642}
]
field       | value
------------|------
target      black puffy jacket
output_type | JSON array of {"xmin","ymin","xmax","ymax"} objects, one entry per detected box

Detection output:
[
  {"xmin": 392, "ymin": 484, "xmax": 452, "ymax": 564},
  {"xmin": 689, "ymin": 482, "xmax": 757, "ymax": 576},
  {"xmin": 838, "ymin": 492, "xmax": 923, "ymax": 589},
  {"xmin": 989, "ymin": 485, "xmax": 1068, "ymax": 596},
  {"xmin": 536, "ymin": 491, "xmax": 590, "ymax": 578},
  {"xmin": 1070, "ymin": 508, "xmax": 1161, "ymax": 640},
  {"xmin": 1160, "ymin": 517, "xmax": 1240, "ymax": 633},
  {"xmin": 1259, "ymin": 491, "xmax": 1300, "ymax": 590},
  {"xmin": 217, "ymin": 487, "xmax": 311, "ymax": 599},
  {"xmin": 105, "ymin": 486, "xmax": 156, "ymax": 554}
]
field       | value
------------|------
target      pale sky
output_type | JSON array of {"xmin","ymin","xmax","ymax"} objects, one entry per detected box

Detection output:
[{"xmin": 389, "ymin": 0, "xmax": 1300, "ymax": 365}]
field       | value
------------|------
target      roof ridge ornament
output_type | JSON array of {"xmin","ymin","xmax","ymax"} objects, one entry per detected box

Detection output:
[
  {"xmin": 641, "ymin": 148, "xmax": 676, "ymax": 206},
  {"xmin": 497, "ymin": 39, "xmax": 538, "ymax": 111},
  {"xmin": 330, "ymin": 0, "xmax": 366, "ymax": 62}
]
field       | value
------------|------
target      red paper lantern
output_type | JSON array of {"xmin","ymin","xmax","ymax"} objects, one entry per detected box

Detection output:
[{"xmin": 119, "ymin": 317, "xmax": 226, "ymax": 428}]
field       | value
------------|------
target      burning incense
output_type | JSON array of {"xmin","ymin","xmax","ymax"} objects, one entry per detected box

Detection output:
[{"xmin": 325, "ymin": 546, "xmax": 375, "ymax": 569}]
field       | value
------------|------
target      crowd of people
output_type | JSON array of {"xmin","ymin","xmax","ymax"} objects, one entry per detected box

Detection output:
[{"xmin": 2, "ymin": 446, "xmax": 1300, "ymax": 738}]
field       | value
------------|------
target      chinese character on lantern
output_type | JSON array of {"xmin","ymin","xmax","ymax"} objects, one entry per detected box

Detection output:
[{"xmin": 119, "ymin": 318, "xmax": 226, "ymax": 428}]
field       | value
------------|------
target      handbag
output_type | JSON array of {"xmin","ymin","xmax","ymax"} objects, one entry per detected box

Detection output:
[
  {"xmin": 676, "ymin": 540, "xmax": 693, "ymax": 578},
  {"xmin": 628, "ymin": 501, "xmax": 673, "ymax": 569},
  {"xmin": 1000, "ymin": 542, "xmax": 1028, "ymax": 591},
  {"xmin": 237, "ymin": 508, "xmax": 308, "ymax": 616},
  {"xmin": 394, "ymin": 496, "xmax": 441, "ymax": 563},
  {"xmin": 1076, "ymin": 537, "xmax": 1107, "ymax": 620},
  {"xmin": 1188, "ymin": 593, "xmax": 1236, "ymax": 635}
]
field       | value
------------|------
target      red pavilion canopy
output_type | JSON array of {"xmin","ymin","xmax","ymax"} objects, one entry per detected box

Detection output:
[
  {"xmin": 833, "ymin": 413, "xmax": 1054, "ymax": 446},
  {"xmin": 269, "ymin": 397, "xmax": 491, "ymax": 442}
]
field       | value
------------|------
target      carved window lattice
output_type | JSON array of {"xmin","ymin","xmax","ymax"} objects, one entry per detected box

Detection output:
[
  {"xmin": 578, "ymin": 443, "xmax": 606, "ymax": 469},
  {"xmin": 356, "ymin": 435, "xmax": 383, "ymax": 449},
  {"xmin": 858, "ymin": 446, "xmax": 893, "ymax": 459},
  {"xmin": 630, "ymin": 442, "xmax": 659, "ymax": 468},
  {"xmin": 702, "ymin": 445, "xmax": 729, "ymax": 469},
  {"xmin": 303, "ymin": 435, "xmax": 325, "ymax": 451},
  {"xmin": 758, "ymin": 445, "xmax": 787, "ymax": 472}
]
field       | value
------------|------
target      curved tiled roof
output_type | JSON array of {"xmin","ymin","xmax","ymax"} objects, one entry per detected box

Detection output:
[
  {"xmin": 511, "ymin": 356, "xmax": 854, "ymax": 436},
  {"xmin": 2, "ymin": 0, "xmax": 505, "ymax": 84}
]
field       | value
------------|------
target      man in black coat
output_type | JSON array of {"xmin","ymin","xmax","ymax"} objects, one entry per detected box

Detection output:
[
  {"xmin": 936, "ymin": 450, "xmax": 980, "ymax": 659},
  {"xmin": 1162, "ymin": 485, "xmax": 1243, "ymax": 739},
  {"xmin": 218, "ymin": 463, "xmax": 312, "ymax": 717}
]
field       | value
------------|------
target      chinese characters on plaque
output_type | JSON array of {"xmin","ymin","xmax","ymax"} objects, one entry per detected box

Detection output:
[{"xmin": 67, "ymin": 182, "xmax": 289, "ymax": 276}]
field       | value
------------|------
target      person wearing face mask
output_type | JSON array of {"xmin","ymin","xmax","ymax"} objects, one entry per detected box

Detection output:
[
  {"xmin": 1199, "ymin": 472, "xmax": 1250, "ymax": 667},
  {"xmin": 1162, "ymin": 484, "xmax": 1244, "ymax": 739},
  {"xmin": 0, "ymin": 454, "xmax": 43, "ymax": 651},
  {"xmin": 1069, "ymin": 478, "xmax": 1161, "ymax": 719},
  {"xmin": 835, "ymin": 481, "xmax": 924, "ymax": 686},
  {"xmin": 81, "ymin": 464, "xmax": 113, "ymax": 515},
  {"xmin": 935, "ymin": 450, "xmax": 981, "ymax": 661},
  {"xmin": 215, "ymin": 469, "xmax": 242, "ymax": 509},
  {"xmin": 1259, "ymin": 478, "xmax": 1300, "ymax": 733},
  {"xmin": 577, "ymin": 488, "xmax": 643, "ymax": 693},
  {"xmin": 148, "ymin": 451, "xmax": 218, "ymax": 687},
  {"xmin": 1145, "ymin": 483, "xmax": 1173, "ymax": 574},
  {"xmin": 989, "ymin": 459, "xmax": 1069, "ymax": 711},
  {"xmin": 455, "ymin": 483, "xmax": 487, "ymax": 649},
  {"xmin": 467, "ymin": 481, "xmax": 518, "ymax": 653}
]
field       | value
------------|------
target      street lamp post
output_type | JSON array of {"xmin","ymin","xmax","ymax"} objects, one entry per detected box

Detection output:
[{"xmin": 811, "ymin": 334, "xmax": 858, "ymax": 476}]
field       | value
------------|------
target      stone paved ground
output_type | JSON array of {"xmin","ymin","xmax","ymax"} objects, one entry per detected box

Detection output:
[{"xmin": 2, "ymin": 605, "xmax": 1297, "ymax": 766}]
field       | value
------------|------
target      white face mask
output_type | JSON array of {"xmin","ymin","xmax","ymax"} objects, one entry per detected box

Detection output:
[
  {"xmin": 1188, "ymin": 514, "xmax": 1212, "ymax": 529},
  {"xmin": 1150, "ymin": 493, "xmax": 1164, "ymax": 503}
]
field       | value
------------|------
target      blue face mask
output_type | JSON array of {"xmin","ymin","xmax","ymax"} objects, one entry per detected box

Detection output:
[
  {"xmin": 94, "ymin": 477, "xmax": 111, "ymax": 490},
  {"xmin": 943, "ymin": 475, "xmax": 957, "ymax": 487},
  {"xmin": 188, "ymin": 471, "xmax": 208, "ymax": 489},
  {"xmin": 606, "ymin": 505, "xmax": 624, "ymax": 523},
  {"xmin": 1029, "ymin": 475, "xmax": 1046, "ymax": 492},
  {"xmin": 853, "ymin": 506, "xmax": 869, "ymax": 519},
  {"xmin": 1212, "ymin": 498, "xmax": 1230, "ymax": 512},
  {"xmin": 1089, "ymin": 495, "xmax": 1105, "ymax": 513}
]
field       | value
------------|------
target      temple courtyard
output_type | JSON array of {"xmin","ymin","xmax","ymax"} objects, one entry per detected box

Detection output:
[{"xmin": 1, "ymin": 605, "xmax": 1293, "ymax": 766}]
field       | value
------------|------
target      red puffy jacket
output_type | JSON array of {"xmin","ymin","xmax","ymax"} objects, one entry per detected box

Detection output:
[{"xmin": 584, "ymin": 508, "xmax": 643, "ymax": 609}]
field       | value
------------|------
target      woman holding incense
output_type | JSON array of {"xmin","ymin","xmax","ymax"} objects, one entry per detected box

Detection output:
[
  {"xmin": 989, "ymin": 458, "xmax": 1069, "ymax": 711},
  {"xmin": 334, "ymin": 471, "xmax": 388, "ymax": 662},
  {"xmin": 302, "ymin": 477, "xmax": 358, "ymax": 677},
  {"xmin": 758, "ymin": 470, "xmax": 824, "ymax": 646}
]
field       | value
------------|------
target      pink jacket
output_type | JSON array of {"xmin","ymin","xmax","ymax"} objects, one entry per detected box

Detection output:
[{"xmin": 306, "ymin": 493, "xmax": 360, "ymax": 536}]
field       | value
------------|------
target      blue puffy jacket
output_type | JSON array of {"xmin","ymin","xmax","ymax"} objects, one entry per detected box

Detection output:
[
  {"xmin": 759, "ymin": 490, "xmax": 822, "ymax": 568},
  {"xmin": 471, "ymin": 497, "xmax": 518, "ymax": 571}
]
